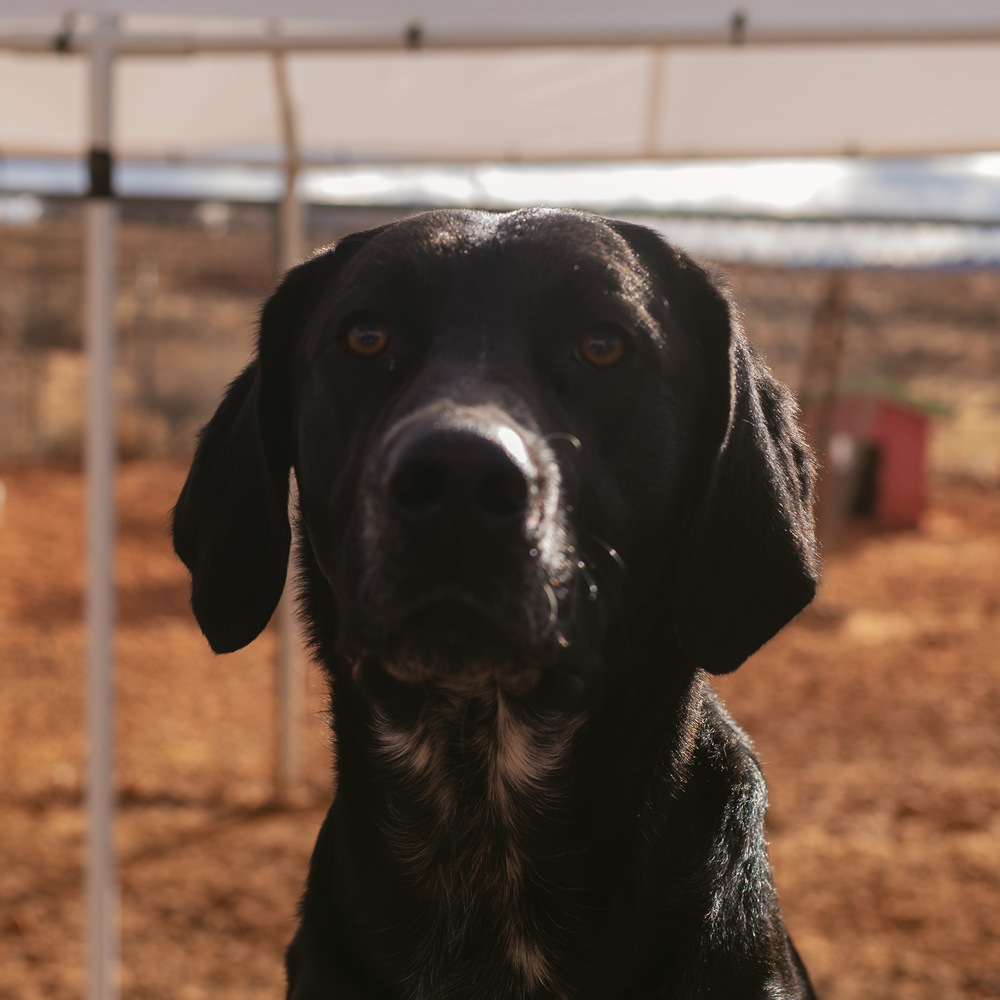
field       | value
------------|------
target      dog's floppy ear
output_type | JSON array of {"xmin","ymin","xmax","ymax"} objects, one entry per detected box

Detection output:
[
  {"xmin": 672, "ymin": 279, "xmax": 820, "ymax": 675},
  {"xmin": 172, "ymin": 358, "xmax": 289, "ymax": 654},
  {"xmin": 172, "ymin": 231, "xmax": 379, "ymax": 653},
  {"xmin": 610, "ymin": 218, "xmax": 818, "ymax": 674}
]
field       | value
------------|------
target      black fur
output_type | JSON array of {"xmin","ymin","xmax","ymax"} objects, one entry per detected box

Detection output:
[{"xmin": 173, "ymin": 209, "xmax": 819, "ymax": 999}]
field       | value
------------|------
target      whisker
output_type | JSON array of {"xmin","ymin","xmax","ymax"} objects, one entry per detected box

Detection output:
[
  {"xmin": 576, "ymin": 560, "xmax": 599, "ymax": 603},
  {"xmin": 539, "ymin": 581, "xmax": 560, "ymax": 639},
  {"xmin": 542, "ymin": 431, "xmax": 582, "ymax": 451},
  {"xmin": 588, "ymin": 534, "xmax": 627, "ymax": 576}
]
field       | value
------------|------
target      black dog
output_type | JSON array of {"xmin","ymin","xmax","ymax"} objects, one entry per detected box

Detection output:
[{"xmin": 173, "ymin": 209, "xmax": 819, "ymax": 999}]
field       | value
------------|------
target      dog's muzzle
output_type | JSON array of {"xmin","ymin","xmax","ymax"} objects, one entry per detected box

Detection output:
[{"xmin": 353, "ymin": 404, "xmax": 572, "ymax": 687}]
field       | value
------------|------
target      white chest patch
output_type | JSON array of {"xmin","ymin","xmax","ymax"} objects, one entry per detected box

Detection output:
[{"xmin": 371, "ymin": 684, "xmax": 585, "ymax": 999}]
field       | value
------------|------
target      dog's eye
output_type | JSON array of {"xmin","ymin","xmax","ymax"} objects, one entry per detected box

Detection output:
[
  {"xmin": 344, "ymin": 321, "xmax": 389, "ymax": 358},
  {"xmin": 579, "ymin": 328, "xmax": 626, "ymax": 368}
]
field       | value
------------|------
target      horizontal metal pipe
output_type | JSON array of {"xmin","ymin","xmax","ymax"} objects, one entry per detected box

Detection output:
[{"xmin": 4, "ymin": 26, "xmax": 1000, "ymax": 55}]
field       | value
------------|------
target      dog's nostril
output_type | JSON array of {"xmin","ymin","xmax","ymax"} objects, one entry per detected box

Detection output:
[
  {"xmin": 384, "ymin": 424, "xmax": 534, "ymax": 526},
  {"xmin": 478, "ymin": 467, "xmax": 528, "ymax": 520},
  {"xmin": 389, "ymin": 459, "xmax": 448, "ymax": 513}
]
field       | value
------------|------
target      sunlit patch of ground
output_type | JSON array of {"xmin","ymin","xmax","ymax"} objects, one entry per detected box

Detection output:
[{"xmin": 1, "ymin": 462, "xmax": 998, "ymax": 999}]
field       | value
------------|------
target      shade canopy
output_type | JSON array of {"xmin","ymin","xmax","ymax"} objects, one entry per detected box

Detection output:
[{"xmin": 3, "ymin": 1, "xmax": 1000, "ymax": 164}]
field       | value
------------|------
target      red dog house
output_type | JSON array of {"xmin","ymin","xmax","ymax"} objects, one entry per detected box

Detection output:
[{"xmin": 803, "ymin": 394, "xmax": 930, "ymax": 531}]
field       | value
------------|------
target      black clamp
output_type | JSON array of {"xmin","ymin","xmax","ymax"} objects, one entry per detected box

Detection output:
[
  {"xmin": 729, "ymin": 9, "xmax": 747, "ymax": 46},
  {"xmin": 88, "ymin": 149, "xmax": 115, "ymax": 199},
  {"xmin": 53, "ymin": 12, "xmax": 76, "ymax": 53},
  {"xmin": 405, "ymin": 22, "xmax": 423, "ymax": 50}
]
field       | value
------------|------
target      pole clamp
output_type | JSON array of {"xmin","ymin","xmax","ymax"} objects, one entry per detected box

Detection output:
[{"xmin": 88, "ymin": 149, "xmax": 115, "ymax": 199}]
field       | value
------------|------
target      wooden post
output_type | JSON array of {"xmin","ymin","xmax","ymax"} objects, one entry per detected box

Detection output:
[{"xmin": 799, "ymin": 270, "xmax": 849, "ymax": 546}]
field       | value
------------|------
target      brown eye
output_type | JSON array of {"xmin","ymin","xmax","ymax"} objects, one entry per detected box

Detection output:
[
  {"xmin": 579, "ymin": 328, "xmax": 625, "ymax": 367},
  {"xmin": 345, "ymin": 321, "xmax": 389, "ymax": 357}
]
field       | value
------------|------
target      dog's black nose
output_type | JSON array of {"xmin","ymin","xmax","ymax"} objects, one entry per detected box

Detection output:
[{"xmin": 385, "ymin": 424, "xmax": 533, "ymax": 528}]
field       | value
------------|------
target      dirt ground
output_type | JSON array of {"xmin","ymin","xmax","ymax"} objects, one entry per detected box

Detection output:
[{"xmin": 0, "ymin": 460, "xmax": 998, "ymax": 1000}]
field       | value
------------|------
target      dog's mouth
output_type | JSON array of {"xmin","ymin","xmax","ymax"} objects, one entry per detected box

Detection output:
[{"xmin": 346, "ymin": 583, "xmax": 560, "ymax": 689}]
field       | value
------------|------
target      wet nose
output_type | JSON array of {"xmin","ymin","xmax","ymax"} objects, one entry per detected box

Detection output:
[{"xmin": 384, "ymin": 424, "xmax": 533, "ymax": 529}]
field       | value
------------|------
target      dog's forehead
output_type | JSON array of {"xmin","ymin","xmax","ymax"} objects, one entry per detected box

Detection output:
[{"xmin": 353, "ymin": 209, "xmax": 651, "ymax": 291}]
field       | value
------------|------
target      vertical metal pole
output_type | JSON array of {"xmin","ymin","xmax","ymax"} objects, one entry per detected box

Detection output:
[
  {"xmin": 274, "ymin": 489, "xmax": 303, "ymax": 801},
  {"xmin": 272, "ymin": 45, "xmax": 305, "ymax": 272},
  {"xmin": 642, "ymin": 48, "xmax": 668, "ymax": 158},
  {"xmin": 84, "ymin": 14, "xmax": 119, "ymax": 1000},
  {"xmin": 272, "ymin": 45, "xmax": 305, "ymax": 802}
]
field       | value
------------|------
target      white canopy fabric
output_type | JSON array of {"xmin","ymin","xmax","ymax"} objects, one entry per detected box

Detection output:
[
  {"xmin": 4, "ymin": 43, "xmax": 1000, "ymax": 162},
  {"xmin": 4, "ymin": 3, "xmax": 1000, "ymax": 162}
]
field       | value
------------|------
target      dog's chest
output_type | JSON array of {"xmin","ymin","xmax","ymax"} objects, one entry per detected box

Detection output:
[{"xmin": 370, "ymin": 690, "xmax": 585, "ymax": 999}]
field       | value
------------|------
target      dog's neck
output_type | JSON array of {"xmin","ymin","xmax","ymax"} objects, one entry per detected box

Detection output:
[
  {"xmin": 326, "ymin": 651, "xmax": 705, "ymax": 998},
  {"xmin": 365, "ymin": 680, "xmax": 588, "ymax": 997}
]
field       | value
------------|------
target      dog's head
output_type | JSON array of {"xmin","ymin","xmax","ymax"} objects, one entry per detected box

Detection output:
[{"xmin": 173, "ymin": 209, "xmax": 818, "ymax": 701}]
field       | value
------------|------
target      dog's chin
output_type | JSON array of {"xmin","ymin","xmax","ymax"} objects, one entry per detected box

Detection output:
[{"xmin": 345, "ymin": 594, "xmax": 558, "ymax": 699}]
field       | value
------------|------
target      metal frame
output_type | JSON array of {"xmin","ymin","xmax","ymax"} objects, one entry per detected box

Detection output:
[
  {"xmin": 83, "ymin": 16, "xmax": 119, "ymax": 1000},
  {"xmin": 71, "ymin": 17, "xmax": 312, "ymax": 1000},
  {"xmin": 271, "ymin": 41, "xmax": 305, "ymax": 802},
  {"xmin": 5, "ymin": 24, "xmax": 1000, "ymax": 54}
]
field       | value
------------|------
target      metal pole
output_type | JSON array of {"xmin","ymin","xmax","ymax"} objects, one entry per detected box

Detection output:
[
  {"xmin": 274, "ymin": 484, "xmax": 303, "ymax": 802},
  {"xmin": 9, "ymin": 25, "xmax": 1000, "ymax": 55},
  {"xmin": 642, "ymin": 48, "xmax": 669, "ymax": 158},
  {"xmin": 273, "ymin": 46, "xmax": 305, "ymax": 270},
  {"xmin": 272, "ymin": 45, "xmax": 305, "ymax": 802},
  {"xmin": 84, "ymin": 13, "xmax": 119, "ymax": 1000}
]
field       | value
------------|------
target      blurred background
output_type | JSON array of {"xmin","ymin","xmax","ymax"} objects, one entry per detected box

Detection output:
[{"xmin": 1, "ymin": 4, "xmax": 998, "ymax": 1000}]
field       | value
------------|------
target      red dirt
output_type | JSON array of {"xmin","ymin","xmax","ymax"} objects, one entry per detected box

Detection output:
[{"xmin": 1, "ymin": 461, "xmax": 998, "ymax": 999}]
